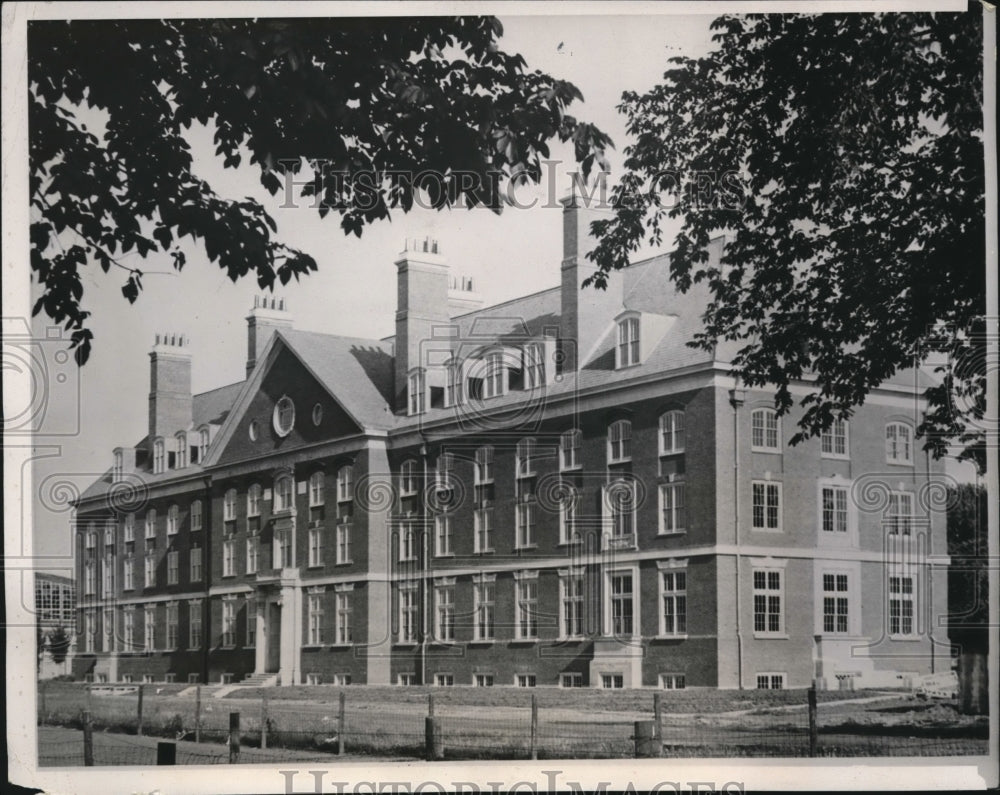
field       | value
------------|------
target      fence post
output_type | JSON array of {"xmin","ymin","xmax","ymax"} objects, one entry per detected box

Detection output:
[
  {"xmin": 86, "ymin": 683, "xmax": 92, "ymax": 713},
  {"xmin": 530, "ymin": 693, "xmax": 538, "ymax": 761},
  {"xmin": 157, "ymin": 741, "xmax": 177, "ymax": 765},
  {"xmin": 40, "ymin": 680, "xmax": 47, "ymax": 721},
  {"xmin": 337, "ymin": 691, "xmax": 345, "ymax": 756},
  {"xmin": 634, "ymin": 720, "xmax": 658, "ymax": 758},
  {"xmin": 428, "ymin": 692, "xmax": 434, "ymax": 718},
  {"xmin": 83, "ymin": 710, "xmax": 94, "ymax": 766},
  {"xmin": 261, "ymin": 692, "xmax": 268, "ymax": 749},
  {"xmin": 425, "ymin": 716, "xmax": 443, "ymax": 761},
  {"xmin": 653, "ymin": 692, "xmax": 663, "ymax": 741},
  {"xmin": 195, "ymin": 685, "xmax": 201, "ymax": 743},
  {"xmin": 137, "ymin": 684, "xmax": 144, "ymax": 736},
  {"xmin": 808, "ymin": 685, "xmax": 818, "ymax": 757},
  {"xmin": 229, "ymin": 711, "xmax": 240, "ymax": 763}
]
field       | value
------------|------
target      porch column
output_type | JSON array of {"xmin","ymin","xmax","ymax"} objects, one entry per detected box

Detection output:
[
  {"xmin": 278, "ymin": 585, "xmax": 301, "ymax": 686},
  {"xmin": 254, "ymin": 601, "xmax": 266, "ymax": 674}
]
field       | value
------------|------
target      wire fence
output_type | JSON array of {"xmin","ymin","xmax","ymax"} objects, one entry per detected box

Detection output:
[{"xmin": 37, "ymin": 683, "xmax": 990, "ymax": 765}]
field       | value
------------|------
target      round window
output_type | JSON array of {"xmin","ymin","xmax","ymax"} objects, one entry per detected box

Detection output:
[
  {"xmin": 248, "ymin": 420, "xmax": 259, "ymax": 441},
  {"xmin": 312, "ymin": 403, "xmax": 323, "ymax": 426},
  {"xmin": 273, "ymin": 396, "xmax": 295, "ymax": 437}
]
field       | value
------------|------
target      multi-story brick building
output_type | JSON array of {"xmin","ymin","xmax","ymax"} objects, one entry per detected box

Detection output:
[{"xmin": 71, "ymin": 198, "xmax": 950, "ymax": 689}]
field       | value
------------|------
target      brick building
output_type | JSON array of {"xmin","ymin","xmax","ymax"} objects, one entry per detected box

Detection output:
[{"xmin": 71, "ymin": 198, "xmax": 950, "ymax": 689}]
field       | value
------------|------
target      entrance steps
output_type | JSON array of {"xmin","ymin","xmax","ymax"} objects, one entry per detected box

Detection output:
[{"xmin": 212, "ymin": 672, "xmax": 278, "ymax": 698}]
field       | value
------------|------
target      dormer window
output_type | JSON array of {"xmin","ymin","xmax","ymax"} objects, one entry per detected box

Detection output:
[
  {"xmin": 198, "ymin": 427, "xmax": 210, "ymax": 461},
  {"xmin": 484, "ymin": 352, "xmax": 504, "ymax": 398},
  {"xmin": 273, "ymin": 396, "xmax": 295, "ymax": 437},
  {"xmin": 616, "ymin": 316, "xmax": 640, "ymax": 369},
  {"xmin": 175, "ymin": 433, "xmax": 188, "ymax": 469},
  {"xmin": 112, "ymin": 450, "xmax": 123, "ymax": 483},
  {"xmin": 408, "ymin": 369, "xmax": 426, "ymax": 416},
  {"xmin": 524, "ymin": 344, "xmax": 545, "ymax": 389},
  {"xmin": 445, "ymin": 361, "xmax": 462, "ymax": 408},
  {"xmin": 400, "ymin": 460, "xmax": 419, "ymax": 497},
  {"xmin": 153, "ymin": 438, "xmax": 166, "ymax": 474},
  {"xmin": 608, "ymin": 420, "xmax": 632, "ymax": 464}
]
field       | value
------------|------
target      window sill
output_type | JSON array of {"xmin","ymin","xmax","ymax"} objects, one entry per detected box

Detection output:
[
  {"xmin": 753, "ymin": 633, "xmax": 789, "ymax": 640},
  {"xmin": 659, "ymin": 449, "xmax": 685, "ymax": 457},
  {"xmin": 393, "ymin": 641, "xmax": 419, "ymax": 648},
  {"xmin": 888, "ymin": 635, "xmax": 923, "ymax": 642},
  {"xmin": 751, "ymin": 527, "xmax": 783, "ymax": 534},
  {"xmin": 434, "ymin": 553, "xmax": 454, "ymax": 559},
  {"xmin": 468, "ymin": 640, "xmax": 495, "ymax": 646},
  {"xmin": 306, "ymin": 564, "xmax": 324, "ymax": 570},
  {"xmin": 557, "ymin": 540, "xmax": 583, "ymax": 547},
  {"xmin": 474, "ymin": 549, "xmax": 495, "ymax": 555},
  {"xmin": 608, "ymin": 459, "xmax": 632, "ymax": 466},
  {"xmin": 657, "ymin": 531, "xmax": 686, "ymax": 537},
  {"xmin": 885, "ymin": 460, "xmax": 914, "ymax": 467},
  {"xmin": 515, "ymin": 544, "xmax": 538, "ymax": 551},
  {"xmin": 750, "ymin": 447, "xmax": 781, "ymax": 454},
  {"xmin": 559, "ymin": 465, "xmax": 582, "ymax": 473},
  {"xmin": 399, "ymin": 558, "xmax": 418, "ymax": 564},
  {"xmin": 328, "ymin": 643, "xmax": 353, "ymax": 649},
  {"xmin": 653, "ymin": 634, "xmax": 689, "ymax": 641},
  {"xmin": 821, "ymin": 453, "xmax": 850, "ymax": 461},
  {"xmin": 335, "ymin": 560, "xmax": 354, "ymax": 566},
  {"xmin": 511, "ymin": 638, "xmax": 538, "ymax": 645},
  {"xmin": 557, "ymin": 636, "xmax": 584, "ymax": 643}
]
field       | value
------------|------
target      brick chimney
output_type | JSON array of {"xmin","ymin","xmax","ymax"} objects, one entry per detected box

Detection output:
[
  {"xmin": 246, "ymin": 295, "xmax": 293, "ymax": 375},
  {"xmin": 394, "ymin": 237, "xmax": 450, "ymax": 412},
  {"xmin": 148, "ymin": 333, "xmax": 192, "ymax": 444},
  {"xmin": 447, "ymin": 274, "xmax": 484, "ymax": 316},
  {"xmin": 559, "ymin": 192, "xmax": 621, "ymax": 371}
]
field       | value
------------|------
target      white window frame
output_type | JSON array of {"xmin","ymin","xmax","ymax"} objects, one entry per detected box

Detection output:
[
  {"xmin": 143, "ymin": 606, "xmax": 156, "ymax": 652},
  {"xmin": 820, "ymin": 571, "xmax": 852, "ymax": 636},
  {"xmin": 336, "ymin": 521, "xmax": 352, "ymax": 564},
  {"xmin": 516, "ymin": 501, "xmax": 536, "ymax": 549},
  {"xmin": 398, "ymin": 582, "xmax": 419, "ymax": 644},
  {"xmin": 658, "ymin": 564, "xmax": 687, "ymax": 637},
  {"xmin": 658, "ymin": 481, "xmax": 686, "ymax": 535},
  {"xmin": 175, "ymin": 433, "xmax": 188, "ymax": 469},
  {"xmin": 223, "ymin": 489, "xmax": 237, "ymax": 522},
  {"xmin": 474, "ymin": 673, "xmax": 495, "ymax": 687},
  {"xmin": 601, "ymin": 673, "xmax": 625, "ymax": 689},
  {"xmin": 274, "ymin": 475, "xmax": 294, "ymax": 512},
  {"xmin": 190, "ymin": 500, "xmax": 202, "ymax": 532},
  {"xmin": 659, "ymin": 410, "xmax": 685, "ymax": 455},
  {"xmin": 561, "ymin": 673, "xmax": 584, "ymax": 688},
  {"xmin": 560, "ymin": 429, "xmax": 581, "ymax": 471},
  {"xmin": 887, "ymin": 490, "xmax": 915, "ymax": 536},
  {"xmin": 245, "ymin": 536, "xmax": 258, "ymax": 574},
  {"xmin": 308, "ymin": 471, "xmax": 325, "ymax": 508},
  {"xmin": 399, "ymin": 517, "xmax": 417, "ymax": 562},
  {"xmin": 473, "ymin": 577, "xmax": 496, "ymax": 641},
  {"xmin": 84, "ymin": 560, "xmax": 96, "ymax": 595},
  {"xmin": 337, "ymin": 465, "xmax": 354, "ymax": 503},
  {"xmin": 273, "ymin": 395, "xmax": 295, "ymax": 437},
  {"xmin": 445, "ymin": 361, "xmax": 463, "ymax": 408},
  {"xmin": 167, "ymin": 550, "xmax": 179, "ymax": 585},
  {"xmin": 222, "ymin": 539, "xmax": 236, "ymax": 577},
  {"xmin": 307, "ymin": 593, "xmax": 324, "ymax": 646},
  {"xmin": 246, "ymin": 485, "xmax": 262, "ymax": 518},
  {"xmin": 523, "ymin": 343, "xmax": 545, "ymax": 390},
  {"xmin": 474, "ymin": 446, "xmax": 494, "ymax": 485},
  {"xmin": 143, "ymin": 554, "xmax": 155, "ymax": 588},
  {"xmin": 166, "ymin": 504, "xmax": 179, "ymax": 535},
  {"xmin": 408, "ymin": 369, "xmax": 426, "ymax": 416},
  {"xmin": 189, "ymin": 600, "xmax": 203, "ymax": 649},
  {"xmin": 603, "ymin": 480, "xmax": 636, "ymax": 549},
  {"xmin": 885, "ymin": 422, "xmax": 913, "ymax": 464},
  {"xmin": 751, "ymin": 480, "xmax": 782, "ymax": 532},
  {"xmin": 221, "ymin": 599, "xmax": 236, "ymax": 647},
  {"xmin": 888, "ymin": 574, "xmax": 917, "ymax": 638},
  {"xmin": 474, "ymin": 507, "xmax": 494, "ymax": 553},
  {"xmin": 559, "ymin": 570, "xmax": 584, "ymax": 640},
  {"xmin": 514, "ymin": 572, "xmax": 539, "ymax": 640},
  {"xmin": 616, "ymin": 315, "xmax": 640, "ymax": 368},
  {"xmin": 821, "ymin": 419, "xmax": 849, "ymax": 459},
  {"xmin": 604, "ymin": 565, "xmax": 638, "ymax": 639},
  {"xmin": 190, "ymin": 545, "xmax": 203, "ymax": 581},
  {"xmin": 308, "ymin": 526, "xmax": 324, "ymax": 567},
  {"xmin": 153, "ymin": 438, "xmax": 166, "ymax": 474},
  {"xmin": 515, "ymin": 674, "xmax": 537, "ymax": 688},
  {"xmin": 400, "ymin": 460, "xmax": 419, "ymax": 497},
  {"xmin": 435, "ymin": 513, "xmax": 453, "ymax": 557},
  {"xmin": 123, "ymin": 556, "xmax": 134, "ymax": 591},
  {"xmin": 751, "ymin": 408, "xmax": 780, "ymax": 452},
  {"xmin": 145, "ymin": 509, "xmax": 157, "ymax": 539},
  {"xmin": 607, "ymin": 419, "xmax": 632, "ymax": 464},
  {"xmin": 819, "ymin": 481, "xmax": 851, "ymax": 537},
  {"xmin": 124, "ymin": 513, "xmax": 135, "ymax": 543},
  {"xmin": 165, "ymin": 602, "xmax": 179, "ymax": 650},
  {"xmin": 335, "ymin": 590, "xmax": 353, "ymax": 644},
  {"xmin": 752, "ymin": 565, "xmax": 786, "ymax": 637},
  {"xmin": 435, "ymin": 581, "xmax": 455, "ymax": 642},
  {"xmin": 756, "ymin": 673, "xmax": 786, "ymax": 690},
  {"xmin": 559, "ymin": 484, "xmax": 579, "ymax": 544},
  {"xmin": 435, "ymin": 673, "xmax": 454, "ymax": 687},
  {"xmin": 484, "ymin": 351, "xmax": 505, "ymax": 398},
  {"xmin": 516, "ymin": 437, "xmax": 536, "ymax": 478},
  {"xmin": 112, "ymin": 450, "xmax": 124, "ymax": 483},
  {"xmin": 123, "ymin": 610, "xmax": 134, "ymax": 650},
  {"xmin": 659, "ymin": 673, "xmax": 686, "ymax": 690}
]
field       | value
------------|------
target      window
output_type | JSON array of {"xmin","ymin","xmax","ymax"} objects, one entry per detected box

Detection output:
[
  {"xmin": 609, "ymin": 572, "xmax": 635, "ymax": 636},
  {"xmin": 309, "ymin": 471, "xmax": 325, "ymax": 516},
  {"xmin": 222, "ymin": 600, "xmax": 236, "ymax": 647},
  {"xmin": 153, "ymin": 438, "xmax": 165, "ymax": 473},
  {"xmin": 167, "ymin": 504, "xmax": 179, "ymax": 535},
  {"xmin": 561, "ymin": 673, "xmax": 584, "ymax": 688},
  {"xmin": 189, "ymin": 601, "xmax": 202, "ymax": 648},
  {"xmin": 752, "ymin": 481, "xmax": 782, "ymax": 531},
  {"xmin": 187, "ymin": 673, "xmax": 200, "ymax": 684},
  {"xmin": 822, "ymin": 573, "xmax": 850, "ymax": 634},
  {"xmin": 821, "ymin": 419, "xmax": 848, "ymax": 457},
  {"xmin": 123, "ymin": 557, "xmax": 134, "ymax": 591},
  {"xmin": 223, "ymin": 489, "xmax": 237, "ymax": 524},
  {"xmin": 85, "ymin": 527, "xmax": 97, "ymax": 550},
  {"xmin": 84, "ymin": 611, "xmax": 95, "ymax": 653},
  {"xmin": 112, "ymin": 450, "xmax": 123, "ymax": 483},
  {"xmin": 399, "ymin": 518, "xmax": 417, "ymax": 561},
  {"xmin": 399, "ymin": 583, "xmax": 418, "ymax": 643},
  {"xmin": 102, "ymin": 554, "xmax": 114, "ymax": 596},
  {"xmin": 435, "ymin": 514, "xmax": 452, "ymax": 556},
  {"xmin": 167, "ymin": 551, "xmax": 179, "ymax": 585},
  {"xmin": 400, "ymin": 461, "xmax": 418, "ymax": 496},
  {"xmin": 199, "ymin": 428, "xmax": 210, "ymax": 461},
  {"xmin": 886, "ymin": 422, "xmax": 913, "ymax": 464},
  {"xmin": 274, "ymin": 475, "xmax": 294, "ymax": 511},
  {"xmin": 145, "ymin": 509, "xmax": 157, "ymax": 539},
  {"xmin": 308, "ymin": 527, "xmax": 324, "ymax": 567},
  {"xmin": 659, "ymin": 482, "xmax": 685, "ymax": 534},
  {"xmin": 434, "ymin": 453, "xmax": 453, "ymax": 491},
  {"xmin": 102, "ymin": 608, "xmax": 114, "ymax": 652},
  {"xmin": 660, "ymin": 570, "xmax": 687, "ymax": 636},
  {"xmin": 274, "ymin": 396, "xmax": 295, "ymax": 436},
  {"xmin": 336, "ymin": 466, "xmax": 353, "ymax": 503},
  {"xmin": 312, "ymin": 402, "xmax": 323, "ymax": 426},
  {"xmin": 889, "ymin": 575, "xmax": 915, "ymax": 636},
  {"xmin": 398, "ymin": 673, "xmax": 416, "ymax": 686},
  {"xmin": 516, "ymin": 576, "xmax": 538, "ymax": 640},
  {"xmin": 616, "ymin": 316, "xmax": 640, "ymax": 368},
  {"xmin": 559, "ymin": 485, "xmax": 579, "ymax": 544},
  {"xmin": 751, "ymin": 408, "xmax": 780, "ymax": 451},
  {"xmin": 474, "ymin": 674, "xmax": 495, "ymax": 687},
  {"xmin": 144, "ymin": 554, "xmax": 155, "ymax": 588},
  {"xmin": 176, "ymin": 434, "xmax": 188, "ymax": 469},
  {"xmin": 445, "ymin": 362, "xmax": 462, "ymax": 407},
  {"xmin": 516, "ymin": 438, "xmax": 536, "ymax": 478},
  {"xmin": 560, "ymin": 429, "xmax": 581, "ymax": 471},
  {"xmin": 887, "ymin": 491, "xmax": 914, "ymax": 536},
  {"xmin": 123, "ymin": 611, "xmax": 134, "ymax": 650},
  {"xmin": 660, "ymin": 673, "xmax": 686, "ymax": 690},
  {"xmin": 524, "ymin": 343, "xmax": 545, "ymax": 389},
  {"xmin": 516, "ymin": 674, "xmax": 537, "ymax": 688},
  {"xmin": 144, "ymin": 607, "xmax": 155, "ymax": 651},
  {"xmin": 821, "ymin": 485, "xmax": 849, "ymax": 534},
  {"xmin": 104, "ymin": 522, "xmax": 115, "ymax": 547},
  {"xmin": 308, "ymin": 594, "xmax": 324, "ymax": 645},
  {"xmin": 220, "ymin": 673, "xmax": 233, "ymax": 685},
  {"xmin": 474, "ymin": 579, "xmax": 495, "ymax": 641},
  {"xmin": 336, "ymin": 522, "xmax": 352, "ymax": 564},
  {"xmin": 605, "ymin": 481, "xmax": 636, "ymax": 547},
  {"xmin": 435, "ymin": 674, "xmax": 454, "ymax": 687},
  {"xmin": 306, "ymin": 673, "xmax": 322, "ymax": 686},
  {"xmin": 602, "ymin": 673, "xmax": 625, "ymax": 689},
  {"xmin": 474, "ymin": 507, "xmax": 494, "ymax": 553},
  {"xmin": 246, "ymin": 484, "xmax": 261, "ymax": 518},
  {"xmin": 753, "ymin": 569, "xmax": 784, "ymax": 635},
  {"xmin": 516, "ymin": 502, "xmax": 536, "ymax": 548},
  {"xmin": 223, "ymin": 540, "xmax": 235, "ymax": 577},
  {"xmin": 190, "ymin": 545, "xmax": 203, "ymax": 581},
  {"xmin": 336, "ymin": 592, "xmax": 353, "ymax": 644},
  {"xmin": 561, "ymin": 572, "xmax": 584, "ymax": 639},
  {"xmin": 756, "ymin": 673, "xmax": 786, "ymax": 690},
  {"xmin": 190, "ymin": 500, "xmax": 202, "ymax": 532},
  {"xmin": 435, "ymin": 583, "xmax": 455, "ymax": 642},
  {"xmin": 607, "ymin": 420, "xmax": 632, "ymax": 463},
  {"xmin": 474, "ymin": 446, "xmax": 494, "ymax": 484},
  {"xmin": 166, "ymin": 603, "xmax": 178, "ymax": 649},
  {"xmin": 274, "ymin": 529, "xmax": 292, "ymax": 569},
  {"xmin": 408, "ymin": 369, "xmax": 426, "ymax": 415},
  {"xmin": 124, "ymin": 513, "xmax": 135, "ymax": 543},
  {"xmin": 84, "ymin": 561, "xmax": 96, "ymax": 595},
  {"xmin": 659, "ymin": 410, "xmax": 685, "ymax": 454},
  {"xmin": 246, "ymin": 599, "xmax": 256, "ymax": 647},
  {"xmin": 249, "ymin": 419, "xmax": 260, "ymax": 441},
  {"xmin": 484, "ymin": 352, "xmax": 504, "ymax": 398}
]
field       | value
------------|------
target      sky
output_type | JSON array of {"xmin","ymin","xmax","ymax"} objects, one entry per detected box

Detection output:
[{"xmin": 19, "ymin": 12, "xmax": 720, "ymax": 569}]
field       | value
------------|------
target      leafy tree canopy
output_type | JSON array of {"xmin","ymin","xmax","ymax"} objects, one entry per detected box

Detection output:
[
  {"xmin": 587, "ymin": 10, "xmax": 985, "ymax": 467},
  {"xmin": 29, "ymin": 17, "xmax": 611, "ymax": 365},
  {"xmin": 47, "ymin": 625, "xmax": 72, "ymax": 665}
]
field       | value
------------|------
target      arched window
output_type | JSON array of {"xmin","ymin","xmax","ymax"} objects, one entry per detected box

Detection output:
[
  {"xmin": 885, "ymin": 422, "xmax": 913, "ymax": 464},
  {"xmin": 659, "ymin": 410, "xmax": 685, "ymax": 455},
  {"xmin": 751, "ymin": 408, "xmax": 780, "ymax": 452},
  {"xmin": 190, "ymin": 500, "xmax": 202, "ymax": 532},
  {"xmin": 616, "ymin": 316, "xmax": 640, "ymax": 368},
  {"xmin": 144, "ymin": 509, "xmax": 157, "ymax": 539},
  {"xmin": 337, "ymin": 465, "xmax": 354, "ymax": 503},
  {"xmin": 223, "ymin": 489, "xmax": 237, "ymax": 523},
  {"xmin": 484, "ymin": 352, "xmax": 504, "ymax": 398},
  {"xmin": 273, "ymin": 396, "xmax": 295, "ymax": 437},
  {"xmin": 400, "ymin": 460, "xmax": 418, "ymax": 496},
  {"xmin": 608, "ymin": 420, "xmax": 632, "ymax": 464},
  {"xmin": 175, "ymin": 433, "xmax": 188, "ymax": 469},
  {"xmin": 153, "ymin": 438, "xmax": 165, "ymax": 474},
  {"xmin": 309, "ymin": 472, "xmax": 326, "ymax": 507},
  {"xmin": 274, "ymin": 475, "xmax": 294, "ymax": 512},
  {"xmin": 199, "ymin": 427, "xmax": 210, "ymax": 460},
  {"xmin": 246, "ymin": 484, "xmax": 262, "ymax": 517},
  {"xmin": 166, "ymin": 504, "xmax": 179, "ymax": 535},
  {"xmin": 560, "ymin": 429, "xmax": 581, "ymax": 471},
  {"xmin": 474, "ymin": 446, "xmax": 494, "ymax": 484},
  {"xmin": 112, "ymin": 450, "xmax": 123, "ymax": 483}
]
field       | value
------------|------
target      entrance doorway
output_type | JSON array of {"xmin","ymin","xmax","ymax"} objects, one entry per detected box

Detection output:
[{"xmin": 266, "ymin": 601, "xmax": 281, "ymax": 673}]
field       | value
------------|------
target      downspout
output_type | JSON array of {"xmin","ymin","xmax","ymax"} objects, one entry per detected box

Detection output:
[
  {"xmin": 925, "ymin": 445, "xmax": 935, "ymax": 674},
  {"xmin": 202, "ymin": 475, "xmax": 212, "ymax": 685},
  {"xmin": 729, "ymin": 384, "xmax": 746, "ymax": 690},
  {"xmin": 419, "ymin": 439, "xmax": 429, "ymax": 686}
]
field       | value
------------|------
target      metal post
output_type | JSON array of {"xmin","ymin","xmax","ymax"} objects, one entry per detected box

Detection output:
[
  {"xmin": 634, "ymin": 720, "xmax": 658, "ymax": 758},
  {"xmin": 261, "ymin": 692, "xmax": 268, "ymax": 749},
  {"xmin": 40, "ymin": 680, "xmax": 47, "ymax": 721},
  {"xmin": 654, "ymin": 692, "xmax": 663, "ymax": 741},
  {"xmin": 530, "ymin": 694, "xmax": 538, "ymax": 760},
  {"xmin": 808, "ymin": 685, "xmax": 818, "ymax": 757},
  {"xmin": 229, "ymin": 712, "xmax": 240, "ymax": 763},
  {"xmin": 137, "ymin": 684, "xmax": 144, "ymax": 736},
  {"xmin": 337, "ymin": 691, "xmax": 345, "ymax": 755},
  {"xmin": 83, "ymin": 710, "xmax": 94, "ymax": 766},
  {"xmin": 157, "ymin": 741, "xmax": 177, "ymax": 765},
  {"xmin": 425, "ymin": 716, "xmax": 443, "ymax": 761},
  {"xmin": 195, "ymin": 685, "xmax": 201, "ymax": 743},
  {"xmin": 86, "ymin": 683, "xmax": 92, "ymax": 713},
  {"xmin": 428, "ymin": 692, "xmax": 434, "ymax": 718}
]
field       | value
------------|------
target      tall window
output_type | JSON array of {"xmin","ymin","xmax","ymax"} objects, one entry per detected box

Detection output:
[
  {"xmin": 336, "ymin": 592, "xmax": 353, "ymax": 644},
  {"xmin": 484, "ymin": 352, "xmax": 504, "ymax": 398},
  {"xmin": 751, "ymin": 409, "xmax": 780, "ymax": 451},
  {"xmin": 123, "ymin": 556, "xmax": 134, "ymax": 591},
  {"xmin": 753, "ymin": 569, "xmax": 784, "ymax": 635},
  {"xmin": 308, "ymin": 594, "xmax": 324, "ymax": 645},
  {"xmin": 560, "ymin": 429, "xmax": 581, "ymax": 471},
  {"xmin": 199, "ymin": 428, "xmax": 210, "ymax": 461},
  {"xmin": 189, "ymin": 601, "xmax": 203, "ymax": 648},
  {"xmin": 308, "ymin": 526, "xmax": 324, "ymax": 567},
  {"xmin": 516, "ymin": 502, "xmax": 536, "ymax": 548},
  {"xmin": 616, "ymin": 316, "xmax": 640, "ymax": 368},
  {"xmin": 144, "ymin": 606, "xmax": 155, "ymax": 651},
  {"xmin": 399, "ymin": 583, "xmax": 418, "ymax": 643},
  {"xmin": 606, "ymin": 481, "xmax": 636, "ymax": 544},
  {"xmin": 435, "ymin": 453, "xmax": 453, "ymax": 490},
  {"xmin": 474, "ymin": 446, "xmax": 494, "ymax": 484},
  {"xmin": 445, "ymin": 361, "xmax": 462, "ymax": 407},
  {"xmin": 124, "ymin": 513, "xmax": 135, "ymax": 543},
  {"xmin": 123, "ymin": 610, "xmax": 134, "ymax": 650},
  {"xmin": 559, "ymin": 485, "xmax": 578, "ymax": 543},
  {"xmin": 246, "ymin": 536, "xmax": 258, "ymax": 574},
  {"xmin": 153, "ymin": 438, "xmax": 165, "ymax": 473},
  {"xmin": 561, "ymin": 572, "xmax": 584, "ymax": 638},
  {"xmin": 660, "ymin": 570, "xmax": 687, "ymax": 635},
  {"xmin": 167, "ymin": 551, "xmax": 179, "ymax": 585},
  {"xmin": 308, "ymin": 471, "xmax": 325, "ymax": 515},
  {"xmin": 144, "ymin": 554, "xmax": 155, "ymax": 588},
  {"xmin": 821, "ymin": 419, "xmax": 848, "ymax": 457},
  {"xmin": 886, "ymin": 422, "xmax": 913, "ymax": 464},
  {"xmin": 223, "ymin": 539, "xmax": 235, "ymax": 577},
  {"xmin": 516, "ymin": 438, "xmax": 536, "ymax": 477},
  {"xmin": 659, "ymin": 482, "xmax": 685, "ymax": 534},
  {"xmin": 400, "ymin": 460, "xmax": 418, "ymax": 497},
  {"xmin": 822, "ymin": 573, "xmax": 850, "ymax": 634},
  {"xmin": 175, "ymin": 433, "xmax": 188, "ymax": 469},
  {"xmin": 474, "ymin": 579, "xmax": 495, "ymax": 641},
  {"xmin": 435, "ymin": 583, "xmax": 455, "ymax": 642},
  {"xmin": 103, "ymin": 608, "xmax": 114, "ymax": 652},
  {"xmin": 112, "ymin": 450, "xmax": 123, "ymax": 483},
  {"xmin": 102, "ymin": 554, "xmax": 114, "ymax": 596},
  {"xmin": 247, "ymin": 484, "xmax": 262, "ymax": 518},
  {"xmin": 167, "ymin": 504, "xmax": 179, "ymax": 535},
  {"xmin": 222, "ymin": 600, "xmax": 236, "ymax": 646},
  {"xmin": 84, "ymin": 561, "xmax": 96, "ymax": 595},
  {"xmin": 610, "ymin": 572, "xmax": 635, "ymax": 636},
  {"xmin": 145, "ymin": 509, "xmax": 157, "ymax": 539},
  {"xmin": 84, "ymin": 611, "xmax": 95, "ymax": 653},
  {"xmin": 516, "ymin": 576, "xmax": 538, "ymax": 639},
  {"xmin": 223, "ymin": 489, "xmax": 237, "ymax": 527},
  {"xmin": 752, "ymin": 481, "xmax": 782, "ymax": 531},
  {"xmin": 435, "ymin": 514, "xmax": 453, "ymax": 556},
  {"xmin": 336, "ymin": 522, "xmax": 352, "ymax": 564},
  {"xmin": 190, "ymin": 500, "xmax": 202, "ymax": 532},
  {"xmin": 608, "ymin": 420, "xmax": 632, "ymax": 463},
  {"xmin": 190, "ymin": 545, "xmax": 203, "ymax": 581},
  {"xmin": 274, "ymin": 475, "xmax": 294, "ymax": 511},
  {"xmin": 104, "ymin": 522, "xmax": 114, "ymax": 547},
  {"xmin": 399, "ymin": 517, "xmax": 417, "ymax": 561},
  {"xmin": 336, "ymin": 465, "xmax": 353, "ymax": 503},
  {"xmin": 887, "ymin": 491, "xmax": 914, "ymax": 536},
  {"xmin": 659, "ymin": 410, "xmax": 685, "ymax": 454},
  {"xmin": 821, "ymin": 485, "xmax": 849, "ymax": 534},
  {"xmin": 166, "ymin": 603, "xmax": 178, "ymax": 649},
  {"xmin": 275, "ymin": 529, "xmax": 292, "ymax": 569},
  {"xmin": 524, "ymin": 343, "xmax": 545, "ymax": 389},
  {"xmin": 408, "ymin": 369, "xmax": 426, "ymax": 416},
  {"xmin": 889, "ymin": 575, "xmax": 915, "ymax": 636},
  {"xmin": 474, "ymin": 507, "xmax": 494, "ymax": 553}
]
